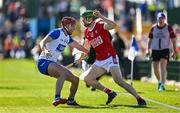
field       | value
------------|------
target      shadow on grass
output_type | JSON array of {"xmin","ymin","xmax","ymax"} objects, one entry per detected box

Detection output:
[
  {"xmin": 116, "ymin": 91, "xmax": 145, "ymax": 94},
  {"xmin": 61, "ymin": 105, "xmax": 110, "ymax": 109},
  {"xmin": 61, "ymin": 104, "xmax": 150, "ymax": 109},
  {"xmin": 165, "ymin": 89, "xmax": 178, "ymax": 92},
  {"xmin": 0, "ymin": 86, "xmax": 22, "ymax": 90},
  {"xmin": 109, "ymin": 104, "xmax": 150, "ymax": 109}
]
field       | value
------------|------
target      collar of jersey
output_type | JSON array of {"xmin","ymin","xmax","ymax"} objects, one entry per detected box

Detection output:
[
  {"xmin": 89, "ymin": 21, "xmax": 97, "ymax": 31},
  {"xmin": 157, "ymin": 24, "xmax": 167, "ymax": 29}
]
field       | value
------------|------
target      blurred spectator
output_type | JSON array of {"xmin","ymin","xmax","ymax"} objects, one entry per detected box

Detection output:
[
  {"xmin": 0, "ymin": 8, "xmax": 5, "ymax": 53},
  {"xmin": 4, "ymin": 34, "xmax": 13, "ymax": 58},
  {"xmin": 148, "ymin": 1, "xmax": 156, "ymax": 23},
  {"xmin": 124, "ymin": 15, "xmax": 134, "ymax": 33},
  {"xmin": 15, "ymin": 6, "xmax": 29, "ymax": 40},
  {"xmin": 112, "ymin": 32, "xmax": 126, "ymax": 77},
  {"xmin": 37, "ymin": 1, "xmax": 51, "ymax": 37},
  {"xmin": 6, "ymin": 2, "xmax": 17, "ymax": 23},
  {"xmin": 140, "ymin": 0, "xmax": 148, "ymax": 22},
  {"xmin": 55, "ymin": 0, "xmax": 70, "ymax": 20},
  {"xmin": 69, "ymin": 0, "xmax": 80, "ymax": 19},
  {"xmin": 93, "ymin": 0, "xmax": 108, "ymax": 16}
]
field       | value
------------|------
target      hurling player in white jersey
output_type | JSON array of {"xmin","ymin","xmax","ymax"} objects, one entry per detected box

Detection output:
[
  {"xmin": 147, "ymin": 12, "xmax": 177, "ymax": 91},
  {"xmin": 37, "ymin": 17, "xmax": 88, "ymax": 106}
]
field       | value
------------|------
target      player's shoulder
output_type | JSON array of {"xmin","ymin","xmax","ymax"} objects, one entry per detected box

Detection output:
[
  {"xmin": 166, "ymin": 24, "xmax": 174, "ymax": 32},
  {"xmin": 48, "ymin": 28, "xmax": 62, "ymax": 40},
  {"xmin": 167, "ymin": 24, "xmax": 173, "ymax": 29},
  {"xmin": 151, "ymin": 24, "xmax": 157, "ymax": 28},
  {"xmin": 149, "ymin": 24, "xmax": 158, "ymax": 32},
  {"xmin": 49, "ymin": 28, "xmax": 62, "ymax": 35},
  {"xmin": 95, "ymin": 18, "xmax": 104, "ymax": 25}
]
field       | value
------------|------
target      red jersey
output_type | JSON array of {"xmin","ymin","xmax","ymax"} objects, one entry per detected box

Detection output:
[{"xmin": 84, "ymin": 21, "xmax": 116, "ymax": 60}]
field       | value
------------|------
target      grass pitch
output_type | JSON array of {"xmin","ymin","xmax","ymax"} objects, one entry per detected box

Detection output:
[{"xmin": 0, "ymin": 59, "xmax": 180, "ymax": 113}]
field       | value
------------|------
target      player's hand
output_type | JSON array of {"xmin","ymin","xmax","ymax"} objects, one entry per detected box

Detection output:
[
  {"xmin": 44, "ymin": 49, "xmax": 52, "ymax": 59},
  {"xmin": 172, "ymin": 51, "xmax": 177, "ymax": 60},
  {"xmin": 75, "ymin": 59, "xmax": 82, "ymax": 65},
  {"xmin": 75, "ymin": 53, "xmax": 87, "ymax": 65},
  {"xmin": 145, "ymin": 49, "xmax": 151, "ymax": 60},
  {"xmin": 146, "ymin": 52, "xmax": 150, "ymax": 57},
  {"xmin": 93, "ymin": 10, "xmax": 102, "ymax": 18}
]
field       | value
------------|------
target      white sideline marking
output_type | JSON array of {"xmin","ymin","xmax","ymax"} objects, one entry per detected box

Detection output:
[
  {"xmin": 117, "ymin": 91, "xmax": 180, "ymax": 111},
  {"xmin": 145, "ymin": 98, "xmax": 180, "ymax": 111}
]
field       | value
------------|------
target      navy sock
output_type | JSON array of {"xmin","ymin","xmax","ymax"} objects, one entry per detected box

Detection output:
[
  {"xmin": 55, "ymin": 95, "xmax": 60, "ymax": 100},
  {"xmin": 68, "ymin": 97, "xmax": 74, "ymax": 102}
]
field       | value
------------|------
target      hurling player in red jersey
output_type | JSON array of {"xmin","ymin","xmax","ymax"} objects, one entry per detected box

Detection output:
[{"xmin": 80, "ymin": 10, "xmax": 146, "ymax": 105}]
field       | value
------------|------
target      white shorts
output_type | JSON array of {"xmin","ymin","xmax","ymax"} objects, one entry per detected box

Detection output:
[{"xmin": 94, "ymin": 55, "xmax": 119, "ymax": 72}]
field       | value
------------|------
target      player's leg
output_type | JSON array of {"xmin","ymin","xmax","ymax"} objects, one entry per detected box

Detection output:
[
  {"xmin": 47, "ymin": 63, "xmax": 68, "ymax": 106},
  {"xmin": 64, "ymin": 67, "xmax": 80, "ymax": 106},
  {"xmin": 152, "ymin": 50, "xmax": 161, "ymax": 90},
  {"xmin": 84, "ymin": 64, "xmax": 117, "ymax": 104},
  {"xmin": 110, "ymin": 66, "xmax": 146, "ymax": 105},
  {"xmin": 91, "ymin": 76, "xmax": 103, "ymax": 91},
  {"xmin": 159, "ymin": 59, "xmax": 168, "ymax": 91},
  {"xmin": 152, "ymin": 61, "xmax": 160, "ymax": 81},
  {"xmin": 84, "ymin": 64, "xmax": 106, "ymax": 90},
  {"xmin": 158, "ymin": 49, "xmax": 169, "ymax": 91},
  {"xmin": 152, "ymin": 61, "xmax": 161, "ymax": 89}
]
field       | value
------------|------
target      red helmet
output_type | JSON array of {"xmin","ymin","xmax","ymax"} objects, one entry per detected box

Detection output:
[{"xmin": 61, "ymin": 17, "xmax": 76, "ymax": 27}]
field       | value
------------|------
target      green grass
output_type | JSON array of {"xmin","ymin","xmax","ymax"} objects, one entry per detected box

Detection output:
[{"xmin": 0, "ymin": 59, "xmax": 180, "ymax": 113}]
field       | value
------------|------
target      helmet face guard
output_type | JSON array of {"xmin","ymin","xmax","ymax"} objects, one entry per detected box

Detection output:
[
  {"xmin": 81, "ymin": 10, "xmax": 96, "ymax": 26},
  {"xmin": 61, "ymin": 17, "xmax": 76, "ymax": 35}
]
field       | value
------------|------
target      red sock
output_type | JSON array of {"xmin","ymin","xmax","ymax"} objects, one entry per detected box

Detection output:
[{"xmin": 103, "ymin": 88, "xmax": 113, "ymax": 94}]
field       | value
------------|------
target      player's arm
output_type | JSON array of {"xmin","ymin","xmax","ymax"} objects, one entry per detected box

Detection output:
[
  {"xmin": 69, "ymin": 40, "xmax": 89, "ymax": 64},
  {"xmin": 171, "ymin": 38, "xmax": 177, "ymax": 53},
  {"xmin": 39, "ymin": 36, "xmax": 53, "ymax": 58},
  {"xmin": 147, "ymin": 27, "xmax": 153, "ymax": 56},
  {"xmin": 73, "ymin": 38, "xmax": 91, "ymax": 64},
  {"xmin": 168, "ymin": 25, "xmax": 177, "ymax": 59},
  {"xmin": 147, "ymin": 38, "xmax": 152, "ymax": 55},
  {"xmin": 69, "ymin": 40, "xmax": 88, "ymax": 54},
  {"xmin": 93, "ymin": 10, "xmax": 116, "ymax": 30},
  {"xmin": 39, "ymin": 36, "xmax": 52, "ymax": 52},
  {"xmin": 171, "ymin": 37, "xmax": 177, "ymax": 59}
]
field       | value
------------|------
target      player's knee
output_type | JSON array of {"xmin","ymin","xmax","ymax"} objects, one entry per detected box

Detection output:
[
  {"xmin": 84, "ymin": 77, "xmax": 89, "ymax": 84},
  {"xmin": 76, "ymin": 76, "xmax": 79, "ymax": 82},
  {"xmin": 73, "ymin": 76, "xmax": 79, "ymax": 84},
  {"xmin": 113, "ymin": 77, "xmax": 124, "ymax": 85},
  {"xmin": 161, "ymin": 68, "xmax": 167, "ymax": 74},
  {"xmin": 84, "ymin": 76, "xmax": 92, "ymax": 85},
  {"xmin": 154, "ymin": 69, "xmax": 159, "ymax": 74}
]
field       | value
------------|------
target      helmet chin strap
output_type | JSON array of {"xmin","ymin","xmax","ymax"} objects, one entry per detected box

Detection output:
[
  {"xmin": 84, "ymin": 20, "xmax": 93, "ymax": 27},
  {"xmin": 63, "ymin": 25, "xmax": 72, "ymax": 35},
  {"xmin": 84, "ymin": 18, "xmax": 94, "ymax": 27}
]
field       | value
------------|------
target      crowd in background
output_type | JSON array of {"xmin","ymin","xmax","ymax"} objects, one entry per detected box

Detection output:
[{"xmin": 0, "ymin": 0, "xmax": 179, "ymax": 62}]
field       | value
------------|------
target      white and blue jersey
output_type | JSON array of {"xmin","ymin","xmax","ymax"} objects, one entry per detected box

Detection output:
[
  {"xmin": 39, "ymin": 28, "xmax": 73, "ymax": 62},
  {"xmin": 37, "ymin": 28, "xmax": 74, "ymax": 75}
]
